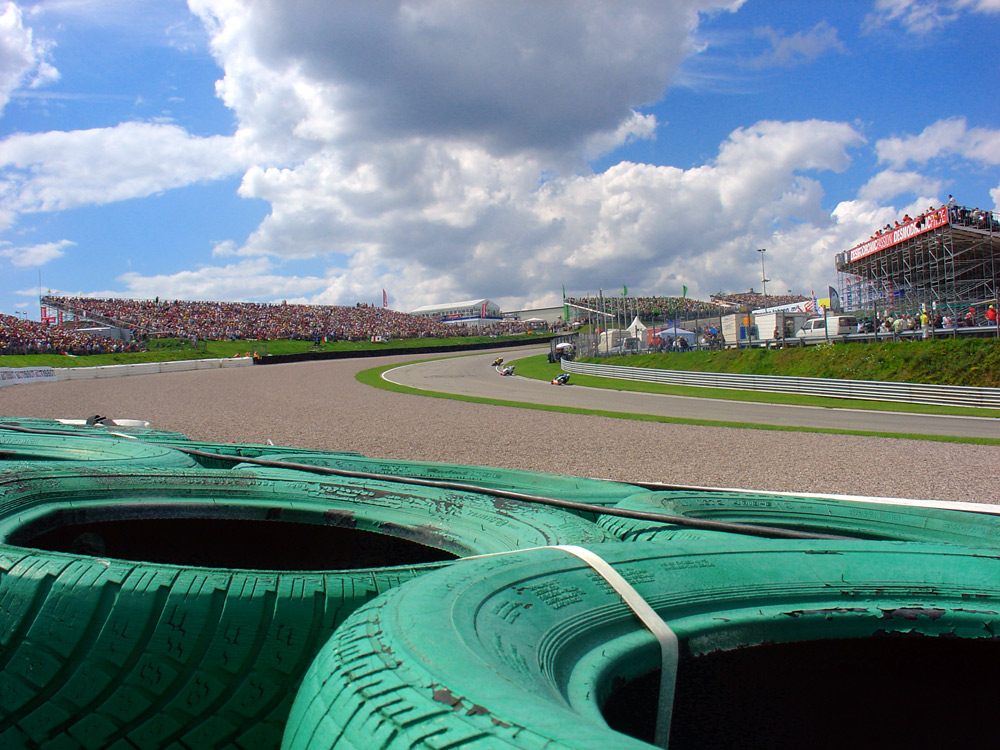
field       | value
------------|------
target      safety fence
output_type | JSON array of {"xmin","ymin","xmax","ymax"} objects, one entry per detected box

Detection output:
[{"xmin": 560, "ymin": 359, "xmax": 1000, "ymax": 409}]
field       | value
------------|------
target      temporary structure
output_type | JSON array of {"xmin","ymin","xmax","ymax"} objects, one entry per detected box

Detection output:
[{"xmin": 625, "ymin": 316, "xmax": 647, "ymax": 339}]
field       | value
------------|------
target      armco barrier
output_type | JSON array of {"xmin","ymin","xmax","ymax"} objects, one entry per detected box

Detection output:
[
  {"xmin": 560, "ymin": 359, "xmax": 1000, "ymax": 409},
  {"xmin": 51, "ymin": 357, "xmax": 254, "ymax": 381},
  {"xmin": 0, "ymin": 366, "xmax": 58, "ymax": 387}
]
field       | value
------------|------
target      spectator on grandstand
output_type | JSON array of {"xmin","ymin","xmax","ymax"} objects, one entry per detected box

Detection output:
[
  {"xmin": 964, "ymin": 308, "xmax": 977, "ymax": 327},
  {"xmin": 987, "ymin": 305, "xmax": 997, "ymax": 325},
  {"xmin": 40, "ymin": 295, "xmax": 516, "ymax": 343},
  {"xmin": 0, "ymin": 314, "xmax": 143, "ymax": 356}
]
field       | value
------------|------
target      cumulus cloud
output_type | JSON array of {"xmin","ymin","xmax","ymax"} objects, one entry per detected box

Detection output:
[
  {"xmin": 858, "ymin": 169, "xmax": 943, "ymax": 202},
  {"xmin": 876, "ymin": 118, "xmax": 1000, "ymax": 168},
  {"xmin": 218, "ymin": 118, "xmax": 863, "ymax": 309},
  {"xmin": 0, "ymin": 2, "xmax": 58, "ymax": 114},
  {"xmin": 0, "ymin": 122, "xmax": 247, "ymax": 214},
  {"xmin": 191, "ymin": 0, "xmax": 743, "ymax": 159},
  {"xmin": 0, "ymin": 237, "xmax": 72, "ymax": 267},
  {"xmin": 874, "ymin": 119, "xmax": 1000, "ymax": 209},
  {"xmin": 173, "ymin": 1, "xmax": 881, "ymax": 310},
  {"xmin": 14, "ymin": 1, "xmax": 982, "ymax": 315},
  {"xmin": 115, "ymin": 258, "xmax": 324, "ymax": 302}
]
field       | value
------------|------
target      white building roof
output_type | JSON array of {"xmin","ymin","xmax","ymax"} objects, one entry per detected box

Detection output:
[{"xmin": 409, "ymin": 299, "xmax": 493, "ymax": 314}]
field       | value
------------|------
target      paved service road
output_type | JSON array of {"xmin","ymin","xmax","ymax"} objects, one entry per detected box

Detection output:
[{"xmin": 384, "ymin": 348, "xmax": 1000, "ymax": 440}]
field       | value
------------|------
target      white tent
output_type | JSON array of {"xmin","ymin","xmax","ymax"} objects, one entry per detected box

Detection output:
[
  {"xmin": 653, "ymin": 326, "xmax": 697, "ymax": 345},
  {"xmin": 625, "ymin": 316, "xmax": 647, "ymax": 339}
]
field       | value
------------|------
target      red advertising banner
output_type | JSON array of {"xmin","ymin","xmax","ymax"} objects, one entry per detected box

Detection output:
[{"xmin": 848, "ymin": 206, "xmax": 949, "ymax": 263}]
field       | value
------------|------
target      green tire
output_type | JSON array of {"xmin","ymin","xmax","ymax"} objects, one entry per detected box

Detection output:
[
  {"xmin": 232, "ymin": 451, "xmax": 646, "ymax": 509},
  {"xmin": 0, "ymin": 415, "xmax": 191, "ymax": 440},
  {"xmin": 0, "ymin": 467, "xmax": 614, "ymax": 750},
  {"xmin": 0, "ymin": 427, "xmax": 197, "ymax": 469},
  {"xmin": 138, "ymin": 441, "xmax": 364, "ymax": 470},
  {"xmin": 597, "ymin": 489, "xmax": 1000, "ymax": 545},
  {"xmin": 284, "ymin": 540, "xmax": 1000, "ymax": 749}
]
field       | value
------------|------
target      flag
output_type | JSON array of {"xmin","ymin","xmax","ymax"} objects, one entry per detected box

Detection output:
[
  {"xmin": 682, "ymin": 285, "xmax": 687, "ymax": 298},
  {"xmin": 481, "ymin": 302, "xmax": 488, "ymax": 317},
  {"xmin": 562, "ymin": 284, "xmax": 569, "ymax": 322},
  {"xmin": 382, "ymin": 289, "xmax": 388, "ymax": 307},
  {"xmin": 806, "ymin": 289, "xmax": 818, "ymax": 313},
  {"xmin": 622, "ymin": 284, "xmax": 628, "ymax": 296},
  {"xmin": 828, "ymin": 286, "xmax": 841, "ymax": 313}
]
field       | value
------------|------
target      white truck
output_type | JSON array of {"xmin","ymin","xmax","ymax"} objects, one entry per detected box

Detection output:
[{"xmin": 752, "ymin": 311, "xmax": 809, "ymax": 345}]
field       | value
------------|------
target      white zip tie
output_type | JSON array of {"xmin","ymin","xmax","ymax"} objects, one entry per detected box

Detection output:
[{"xmin": 463, "ymin": 545, "xmax": 677, "ymax": 748}]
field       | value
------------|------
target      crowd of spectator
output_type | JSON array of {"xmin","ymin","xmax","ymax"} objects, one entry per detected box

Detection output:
[
  {"xmin": 947, "ymin": 198, "xmax": 1000, "ymax": 233},
  {"xmin": 867, "ymin": 199, "xmax": 999, "ymax": 241},
  {"xmin": 36, "ymin": 296, "xmax": 546, "ymax": 345},
  {"xmin": 566, "ymin": 294, "xmax": 731, "ymax": 320},
  {"xmin": 869, "ymin": 304, "xmax": 997, "ymax": 336},
  {"xmin": 709, "ymin": 291, "xmax": 810, "ymax": 310},
  {"xmin": 567, "ymin": 291, "xmax": 816, "ymax": 321},
  {"xmin": 0, "ymin": 314, "xmax": 144, "ymax": 356}
]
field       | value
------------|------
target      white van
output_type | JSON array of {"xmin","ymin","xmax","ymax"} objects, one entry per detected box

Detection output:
[{"xmin": 796, "ymin": 315, "xmax": 859, "ymax": 340}]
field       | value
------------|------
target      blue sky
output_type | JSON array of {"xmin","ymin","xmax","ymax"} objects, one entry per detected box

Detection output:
[{"xmin": 0, "ymin": 0, "xmax": 997, "ymax": 318}]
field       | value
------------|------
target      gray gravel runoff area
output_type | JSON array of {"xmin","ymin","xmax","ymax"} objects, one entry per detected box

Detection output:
[{"xmin": 2, "ymin": 347, "xmax": 998, "ymax": 505}]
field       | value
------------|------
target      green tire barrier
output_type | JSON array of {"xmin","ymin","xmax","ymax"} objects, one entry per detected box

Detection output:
[
  {"xmin": 0, "ymin": 419, "xmax": 363, "ymax": 469},
  {"xmin": 0, "ymin": 416, "xmax": 191, "ymax": 441},
  {"xmin": 232, "ymin": 451, "xmax": 646, "ymax": 509},
  {"xmin": 284, "ymin": 540, "xmax": 1000, "ymax": 750},
  {"xmin": 597, "ymin": 490, "xmax": 1000, "ymax": 546},
  {"xmin": 0, "ymin": 467, "xmax": 614, "ymax": 750},
  {"xmin": 157, "ymin": 442, "xmax": 365, "ymax": 469},
  {"xmin": 0, "ymin": 427, "xmax": 198, "ymax": 469}
]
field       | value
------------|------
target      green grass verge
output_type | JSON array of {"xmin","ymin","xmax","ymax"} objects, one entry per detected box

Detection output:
[
  {"xmin": 592, "ymin": 337, "xmax": 1000, "ymax": 387},
  {"xmin": 355, "ymin": 357, "xmax": 1000, "ymax": 445},
  {"xmin": 0, "ymin": 333, "xmax": 543, "ymax": 368},
  {"xmin": 511, "ymin": 355, "xmax": 1000, "ymax": 418}
]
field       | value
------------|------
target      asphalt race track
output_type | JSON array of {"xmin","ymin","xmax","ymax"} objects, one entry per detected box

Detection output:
[
  {"xmin": 2, "ymin": 347, "xmax": 997, "ymax": 503},
  {"xmin": 385, "ymin": 348, "xmax": 1000, "ymax": 440}
]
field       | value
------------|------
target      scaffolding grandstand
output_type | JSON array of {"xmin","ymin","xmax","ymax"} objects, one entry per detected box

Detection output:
[{"xmin": 836, "ymin": 203, "xmax": 999, "ymax": 317}]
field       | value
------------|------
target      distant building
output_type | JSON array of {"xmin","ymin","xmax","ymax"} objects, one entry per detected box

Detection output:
[{"xmin": 409, "ymin": 298, "xmax": 502, "ymax": 325}]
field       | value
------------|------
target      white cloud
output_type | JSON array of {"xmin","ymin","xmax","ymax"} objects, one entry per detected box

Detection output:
[
  {"xmin": 0, "ymin": 2, "xmax": 58, "ymax": 114},
  {"xmin": 114, "ymin": 258, "xmax": 324, "ymax": 302},
  {"xmin": 0, "ymin": 121, "xmax": 247, "ymax": 214},
  {"xmin": 0, "ymin": 237, "xmax": 72, "ymax": 266},
  {"xmin": 866, "ymin": 0, "xmax": 999, "ymax": 33},
  {"xmin": 176, "ymin": 2, "xmax": 869, "ymax": 310},
  {"xmin": 875, "ymin": 119, "xmax": 1000, "ymax": 209},
  {"xmin": 191, "ymin": 0, "xmax": 743, "ymax": 160},
  {"xmin": 14, "ymin": 2, "xmax": 987, "ymax": 315},
  {"xmin": 751, "ymin": 21, "xmax": 845, "ymax": 68},
  {"xmin": 875, "ymin": 118, "xmax": 1000, "ymax": 167},
  {"xmin": 858, "ymin": 169, "xmax": 943, "ymax": 202},
  {"xmin": 221, "ymin": 118, "xmax": 865, "ymax": 310},
  {"xmin": 582, "ymin": 110, "xmax": 658, "ymax": 161}
]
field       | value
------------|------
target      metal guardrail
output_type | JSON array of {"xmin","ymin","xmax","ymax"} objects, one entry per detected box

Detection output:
[
  {"xmin": 51, "ymin": 357, "xmax": 254, "ymax": 381},
  {"xmin": 560, "ymin": 360, "xmax": 1000, "ymax": 409}
]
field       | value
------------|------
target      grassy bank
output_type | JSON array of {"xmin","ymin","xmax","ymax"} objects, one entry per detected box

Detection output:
[
  {"xmin": 589, "ymin": 338, "xmax": 1000, "ymax": 388},
  {"xmin": 0, "ymin": 333, "xmax": 543, "ymax": 368}
]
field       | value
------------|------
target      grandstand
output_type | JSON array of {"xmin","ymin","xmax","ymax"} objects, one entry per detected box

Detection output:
[
  {"xmin": 38, "ymin": 296, "xmax": 463, "ymax": 343},
  {"xmin": 836, "ymin": 203, "xmax": 999, "ymax": 316}
]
